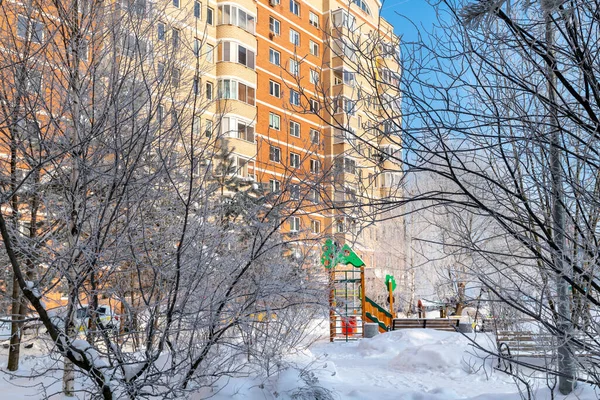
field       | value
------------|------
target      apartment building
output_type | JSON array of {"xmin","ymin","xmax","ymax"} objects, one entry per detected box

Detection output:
[{"xmin": 1, "ymin": 0, "xmax": 401, "ymax": 280}]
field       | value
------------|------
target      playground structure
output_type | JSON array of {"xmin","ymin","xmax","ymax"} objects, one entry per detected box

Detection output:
[{"xmin": 322, "ymin": 239, "xmax": 396, "ymax": 341}]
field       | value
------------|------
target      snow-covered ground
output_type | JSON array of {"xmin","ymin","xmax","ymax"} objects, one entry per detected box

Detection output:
[
  {"xmin": 205, "ymin": 328, "xmax": 599, "ymax": 400},
  {"xmin": 2, "ymin": 325, "xmax": 599, "ymax": 399}
]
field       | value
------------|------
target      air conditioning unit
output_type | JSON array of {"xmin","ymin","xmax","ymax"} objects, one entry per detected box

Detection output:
[{"xmin": 269, "ymin": 0, "xmax": 279, "ymax": 6}]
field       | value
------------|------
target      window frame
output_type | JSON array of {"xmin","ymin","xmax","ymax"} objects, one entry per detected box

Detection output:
[
  {"xmin": 269, "ymin": 16, "xmax": 281, "ymax": 35},
  {"xmin": 289, "ymin": 29, "xmax": 300, "ymax": 46},
  {"xmin": 194, "ymin": 1, "xmax": 202, "ymax": 18},
  {"xmin": 309, "ymin": 40, "xmax": 319, "ymax": 56},
  {"xmin": 172, "ymin": 28, "xmax": 180, "ymax": 49},
  {"xmin": 309, "ymin": 69, "xmax": 319, "ymax": 84},
  {"xmin": 310, "ymin": 159, "xmax": 320, "ymax": 174},
  {"xmin": 289, "ymin": 0, "xmax": 300, "ymax": 16},
  {"xmin": 269, "ymin": 144, "xmax": 281, "ymax": 162},
  {"xmin": 289, "ymin": 216, "xmax": 301, "ymax": 232},
  {"xmin": 311, "ymin": 220, "xmax": 321, "ymax": 233},
  {"xmin": 207, "ymin": 7, "xmax": 214, "ymax": 24},
  {"xmin": 310, "ymin": 129, "xmax": 320, "ymax": 145},
  {"xmin": 205, "ymin": 81, "xmax": 213, "ymax": 100},
  {"xmin": 269, "ymin": 48, "xmax": 281, "ymax": 65},
  {"xmin": 156, "ymin": 22, "xmax": 167, "ymax": 42},
  {"xmin": 269, "ymin": 80, "xmax": 281, "ymax": 98},
  {"xmin": 289, "ymin": 89, "xmax": 300, "ymax": 106},
  {"xmin": 290, "ymin": 152, "xmax": 301, "ymax": 169},
  {"xmin": 289, "ymin": 58, "xmax": 299, "ymax": 76},
  {"xmin": 270, "ymin": 179, "xmax": 281, "ymax": 192},
  {"xmin": 289, "ymin": 120, "xmax": 300, "ymax": 138},
  {"xmin": 269, "ymin": 113, "xmax": 281, "ymax": 130},
  {"xmin": 309, "ymin": 11, "xmax": 319, "ymax": 27}
]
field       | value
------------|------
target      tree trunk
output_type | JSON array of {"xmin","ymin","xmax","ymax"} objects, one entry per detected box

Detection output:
[
  {"xmin": 7, "ymin": 274, "xmax": 23, "ymax": 371},
  {"xmin": 546, "ymin": 15, "xmax": 575, "ymax": 395}
]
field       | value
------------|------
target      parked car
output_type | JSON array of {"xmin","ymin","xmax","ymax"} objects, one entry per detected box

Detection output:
[
  {"xmin": 48, "ymin": 305, "xmax": 121, "ymax": 332},
  {"xmin": 76, "ymin": 305, "xmax": 121, "ymax": 331}
]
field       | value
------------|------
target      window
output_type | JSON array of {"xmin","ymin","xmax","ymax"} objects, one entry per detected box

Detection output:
[
  {"xmin": 237, "ymin": 121, "xmax": 255, "ymax": 142},
  {"xmin": 289, "ymin": 121, "xmax": 300, "ymax": 137},
  {"xmin": 157, "ymin": 62, "xmax": 165, "ymax": 82},
  {"xmin": 218, "ymin": 5, "xmax": 256, "ymax": 34},
  {"xmin": 309, "ymin": 12, "xmax": 319, "ymax": 27},
  {"xmin": 158, "ymin": 22, "xmax": 165, "ymax": 40},
  {"xmin": 289, "ymin": 29, "xmax": 300, "ymax": 46},
  {"xmin": 207, "ymin": 7, "xmax": 214, "ymax": 24},
  {"xmin": 310, "ymin": 69, "xmax": 319, "ymax": 84},
  {"xmin": 173, "ymin": 0, "xmax": 179, "ymax": 7},
  {"xmin": 289, "ymin": 216, "xmax": 300, "ymax": 232},
  {"xmin": 270, "ymin": 179, "xmax": 281, "ymax": 192},
  {"xmin": 310, "ymin": 159, "xmax": 320, "ymax": 174},
  {"xmin": 310, "ymin": 189, "xmax": 319, "ymax": 203},
  {"xmin": 269, "ymin": 145, "xmax": 281, "ymax": 162},
  {"xmin": 122, "ymin": 34, "xmax": 150, "ymax": 58},
  {"xmin": 345, "ymin": 71, "xmax": 355, "ymax": 85},
  {"xmin": 289, "ymin": 58, "xmax": 299, "ymax": 76},
  {"xmin": 310, "ymin": 129, "xmax": 320, "ymax": 145},
  {"xmin": 24, "ymin": 69, "xmax": 42, "ymax": 94},
  {"xmin": 269, "ymin": 80, "xmax": 280, "ymax": 97},
  {"xmin": 219, "ymin": 79, "xmax": 236, "ymax": 99},
  {"xmin": 289, "ymin": 89, "xmax": 300, "ymax": 106},
  {"xmin": 344, "ymin": 98, "xmax": 356, "ymax": 115},
  {"xmin": 17, "ymin": 15, "xmax": 44, "ymax": 43},
  {"xmin": 290, "ymin": 0, "xmax": 300, "ymax": 15},
  {"xmin": 31, "ymin": 19, "xmax": 43, "ymax": 43},
  {"xmin": 310, "ymin": 99, "xmax": 319, "ymax": 112},
  {"xmin": 193, "ymin": 116, "xmax": 201, "ymax": 136},
  {"xmin": 290, "ymin": 152, "xmax": 300, "ymax": 168},
  {"xmin": 290, "ymin": 184, "xmax": 300, "ymax": 200},
  {"xmin": 206, "ymin": 44, "xmax": 214, "ymax": 62},
  {"xmin": 239, "ymin": 81, "xmax": 255, "ymax": 105},
  {"xmin": 352, "ymin": 0, "xmax": 371, "ymax": 15},
  {"xmin": 17, "ymin": 15, "xmax": 27, "ymax": 38},
  {"xmin": 344, "ymin": 158, "xmax": 356, "ymax": 174},
  {"xmin": 204, "ymin": 82, "xmax": 213, "ymax": 100},
  {"xmin": 218, "ymin": 79, "xmax": 255, "ymax": 105},
  {"xmin": 172, "ymin": 28, "xmax": 180, "ymax": 48},
  {"xmin": 123, "ymin": 0, "xmax": 147, "ymax": 15},
  {"xmin": 205, "ymin": 119, "xmax": 213, "ymax": 137},
  {"xmin": 334, "ymin": 70, "xmax": 355, "ymax": 86},
  {"xmin": 309, "ymin": 40, "xmax": 319, "ymax": 56},
  {"xmin": 172, "ymin": 68, "xmax": 180, "ymax": 88},
  {"xmin": 334, "ymin": 38, "xmax": 356, "ymax": 61},
  {"xmin": 311, "ymin": 220, "xmax": 321, "ymax": 233},
  {"xmin": 221, "ymin": 117, "xmax": 255, "ymax": 141},
  {"xmin": 157, "ymin": 104, "xmax": 164, "ymax": 125},
  {"xmin": 171, "ymin": 109, "xmax": 179, "ymax": 130},
  {"xmin": 193, "ymin": 38, "xmax": 200, "ymax": 56},
  {"xmin": 332, "ymin": 9, "xmax": 357, "ymax": 29},
  {"xmin": 219, "ymin": 42, "xmax": 255, "ymax": 69},
  {"xmin": 269, "ymin": 48, "xmax": 280, "ymax": 65},
  {"xmin": 269, "ymin": 113, "xmax": 281, "ymax": 130},
  {"xmin": 194, "ymin": 1, "xmax": 201, "ymax": 18},
  {"xmin": 193, "ymin": 78, "xmax": 199, "ymax": 94},
  {"xmin": 269, "ymin": 17, "xmax": 280, "ymax": 35}
]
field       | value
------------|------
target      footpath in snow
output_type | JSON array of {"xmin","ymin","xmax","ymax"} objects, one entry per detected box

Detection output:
[{"xmin": 209, "ymin": 328, "xmax": 599, "ymax": 400}]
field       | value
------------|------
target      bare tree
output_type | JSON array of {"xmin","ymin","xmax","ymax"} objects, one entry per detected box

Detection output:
[
  {"xmin": 0, "ymin": 1, "xmax": 328, "ymax": 398},
  {"xmin": 294, "ymin": 0, "xmax": 600, "ymax": 394}
]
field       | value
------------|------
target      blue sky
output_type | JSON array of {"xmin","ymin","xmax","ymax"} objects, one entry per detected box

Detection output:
[{"xmin": 380, "ymin": 0, "xmax": 439, "ymax": 42}]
